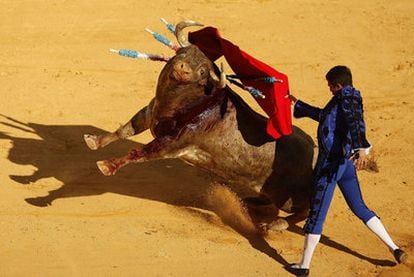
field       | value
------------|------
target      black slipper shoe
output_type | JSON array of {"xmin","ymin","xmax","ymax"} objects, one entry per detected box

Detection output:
[
  {"xmin": 284, "ymin": 264, "xmax": 310, "ymax": 276},
  {"xmin": 393, "ymin": 249, "xmax": 407, "ymax": 264}
]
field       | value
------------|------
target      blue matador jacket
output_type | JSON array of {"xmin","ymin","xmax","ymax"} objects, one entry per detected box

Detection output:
[{"xmin": 294, "ymin": 85, "xmax": 371, "ymax": 181}]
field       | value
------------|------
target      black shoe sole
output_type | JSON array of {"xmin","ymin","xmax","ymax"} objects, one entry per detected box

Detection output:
[
  {"xmin": 394, "ymin": 249, "xmax": 408, "ymax": 264},
  {"xmin": 284, "ymin": 264, "xmax": 310, "ymax": 276}
]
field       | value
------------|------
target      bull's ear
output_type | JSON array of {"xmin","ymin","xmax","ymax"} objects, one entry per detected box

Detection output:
[{"xmin": 209, "ymin": 65, "xmax": 226, "ymax": 89}]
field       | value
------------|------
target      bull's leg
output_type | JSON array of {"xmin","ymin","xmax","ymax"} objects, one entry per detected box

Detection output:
[
  {"xmin": 267, "ymin": 209, "xmax": 309, "ymax": 232},
  {"xmin": 244, "ymin": 196, "xmax": 278, "ymax": 221},
  {"xmin": 263, "ymin": 182, "xmax": 309, "ymax": 231},
  {"xmin": 84, "ymin": 100, "xmax": 154, "ymax": 150},
  {"xmin": 84, "ymin": 121, "xmax": 136, "ymax": 150},
  {"xmin": 96, "ymin": 136, "xmax": 189, "ymax": 176}
]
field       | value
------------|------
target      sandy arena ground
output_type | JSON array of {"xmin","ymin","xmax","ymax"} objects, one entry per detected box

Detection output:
[{"xmin": 1, "ymin": 1, "xmax": 413, "ymax": 276}]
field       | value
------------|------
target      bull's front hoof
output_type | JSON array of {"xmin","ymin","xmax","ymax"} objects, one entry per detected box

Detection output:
[
  {"xmin": 97, "ymin": 160, "xmax": 117, "ymax": 176},
  {"xmin": 84, "ymin": 134, "xmax": 99, "ymax": 150},
  {"xmin": 267, "ymin": 218, "xmax": 289, "ymax": 232}
]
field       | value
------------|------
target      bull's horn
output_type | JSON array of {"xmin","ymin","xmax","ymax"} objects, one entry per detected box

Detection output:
[{"xmin": 175, "ymin": 20, "xmax": 204, "ymax": 47}]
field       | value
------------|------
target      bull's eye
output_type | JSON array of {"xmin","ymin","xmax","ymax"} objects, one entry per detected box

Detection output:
[{"xmin": 198, "ymin": 68, "xmax": 206, "ymax": 77}]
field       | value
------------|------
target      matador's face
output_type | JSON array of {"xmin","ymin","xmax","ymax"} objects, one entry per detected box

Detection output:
[{"xmin": 327, "ymin": 82, "xmax": 343, "ymax": 95}]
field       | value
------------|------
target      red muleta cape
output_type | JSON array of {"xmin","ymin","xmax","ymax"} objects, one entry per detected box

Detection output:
[{"xmin": 188, "ymin": 27, "xmax": 292, "ymax": 139}]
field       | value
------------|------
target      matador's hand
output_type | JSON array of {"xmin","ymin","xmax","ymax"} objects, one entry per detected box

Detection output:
[
  {"xmin": 284, "ymin": 93, "xmax": 298, "ymax": 104},
  {"xmin": 350, "ymin": 149, "xmax": 368, "ymax": 170}
]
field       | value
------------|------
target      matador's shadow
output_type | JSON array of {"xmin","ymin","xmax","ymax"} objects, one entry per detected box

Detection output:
[{"xmin": 1, "ymin": 114, "xmax": 394, "ymax": 267}]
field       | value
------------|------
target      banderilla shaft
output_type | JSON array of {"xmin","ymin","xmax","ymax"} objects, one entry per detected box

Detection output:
[
  {"xmin": 145, "ymin": 28, "xmax": 179, "ymax": 51},
  {"xmin": 109, "ymin": 49, "xmax": 170, "ymax": 62}
]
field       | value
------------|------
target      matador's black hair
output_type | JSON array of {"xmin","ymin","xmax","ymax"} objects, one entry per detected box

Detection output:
[{"xmin": 326, "ymin": 65, "xmax": 353, "ymax": 87}]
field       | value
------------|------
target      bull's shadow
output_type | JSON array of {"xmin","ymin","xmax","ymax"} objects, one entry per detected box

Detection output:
[
  {"xmin": 0, "ymin": 114, "xmax": 287, "ymax": 265},
  {"xmin": 0, "ymin": 114, "xmax": 215, "ymax": 209}
]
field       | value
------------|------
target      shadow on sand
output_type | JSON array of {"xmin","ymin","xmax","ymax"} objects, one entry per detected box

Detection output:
[
  {"xmin": 0, "ymin": 114, "xmax": 395, "ymax": 268},
  {"xmin": 0, "ymin": 114, "xmax": 287, "ymax": 265},
  {"xmin": 0, "ymin": 114, "xmax": 210, "ymax": 208}
]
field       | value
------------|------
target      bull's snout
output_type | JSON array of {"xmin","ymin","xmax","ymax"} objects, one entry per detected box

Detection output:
[{"xmin": 173, "ymin": 61, "xmax": 192, "ymax": 82}]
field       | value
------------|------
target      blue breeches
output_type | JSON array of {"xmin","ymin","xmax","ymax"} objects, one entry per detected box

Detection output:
[{"xmin": 304, "ymin": 158, "xmax": 376, "ymax": 234}]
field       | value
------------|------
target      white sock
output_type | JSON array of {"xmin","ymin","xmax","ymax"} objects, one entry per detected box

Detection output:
[
  {"xmin": 366, "ymin": 216, "xmax": 398, "ymax": 251},
  {"xmin": 293, "ymin": 233, "xmax": 321, "ymax": 269}
]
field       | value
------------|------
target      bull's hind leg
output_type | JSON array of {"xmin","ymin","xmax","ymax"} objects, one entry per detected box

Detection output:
[
  {"xmin": 84, "ymin": 100, "xmax": 154, "ymax": 150},
  {"xmin": 267, "ymin": 208, "xmax": 309, "ymax": 232},
  {"xmin": 243, "ymin": 196, "xmax": 295, "ymax": 232},
  {"xmin": 260, "ymin": 176, "xmax": 311, "ymax": 231}
]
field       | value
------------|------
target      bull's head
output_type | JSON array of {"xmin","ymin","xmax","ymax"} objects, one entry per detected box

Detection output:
[
  {"xmin": 160, "ymin": 21, "xmax": 226, "ymax": 93},
  {"xmin": 152, "ymin": 21, "xmax": 226, "ymax": 137}
]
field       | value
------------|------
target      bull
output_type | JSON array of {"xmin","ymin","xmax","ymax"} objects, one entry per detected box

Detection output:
[{"xmin": 84, "ymin": 21, "xmax": 315, "ymax": 233}]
